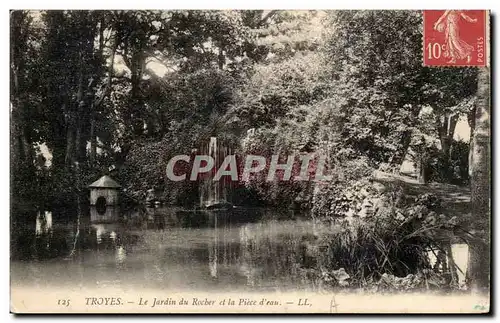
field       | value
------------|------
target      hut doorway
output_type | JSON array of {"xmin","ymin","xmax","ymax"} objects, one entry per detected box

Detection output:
[{"xmin": 96, "ymin": 196, "xmax": 107, "ymax": 215}]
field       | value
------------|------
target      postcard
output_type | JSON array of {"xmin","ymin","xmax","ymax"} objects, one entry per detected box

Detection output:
[{"xmin": 10, "ymin": 9, "xmax": 490, "ymax": 314}]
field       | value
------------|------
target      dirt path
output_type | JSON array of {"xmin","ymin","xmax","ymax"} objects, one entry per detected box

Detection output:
[{"xmin": 373, "ymin": 170, "xmax": 471, "ymax": 217}]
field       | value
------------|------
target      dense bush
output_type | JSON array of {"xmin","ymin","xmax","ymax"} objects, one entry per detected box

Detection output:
[
  {"xmin": 118, "ymin": 137, "xmax": 201, "ymax": 206},
  {"xmin": 311, "ymin": 159, "xmax": 377, "ymax": 219}
]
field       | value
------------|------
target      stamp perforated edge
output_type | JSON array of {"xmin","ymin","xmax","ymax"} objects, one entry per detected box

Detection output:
[{"xmin": 421, "ymin": 10, "xmax": 490, "ymax": 68}]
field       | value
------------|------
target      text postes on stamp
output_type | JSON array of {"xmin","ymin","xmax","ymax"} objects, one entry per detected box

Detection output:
[{"xmin": 423, "ymin": 10, "xmax": 488, "ymax": 67}]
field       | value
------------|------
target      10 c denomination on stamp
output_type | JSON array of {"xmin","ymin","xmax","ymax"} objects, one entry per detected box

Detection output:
[{"xmin": 423, "ymin": 10, "xmax": 488, "ymax": 67}]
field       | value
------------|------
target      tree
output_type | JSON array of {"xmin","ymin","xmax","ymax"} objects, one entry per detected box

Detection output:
[
  {"xmin": 10, "ymin": 10, "xmax": 40, "ymax": 212},
  {"xmin": 38, "ymin": 11, "xmax": 108, "ymax": 170},
  {"xmin": 466, "ymin": 66, "xmax": 490, "ymax": 292},
  {"xmin": 10, "ymin": 11, "xmax": 36, "ymax": 168},
  {"xmin": 228, "ymin": 11, "xmax": 328, "ymax": 130},
  {"xmin": 324, "ymin": 11, "xmax": 478, "ymax": 172},
  {"xmin": 323, "ymin": 11, "xmax": 424, "ymax": 166},
  {"xmin": 420, "ymin": 67, "xmax": 477, "ymax": 180}
]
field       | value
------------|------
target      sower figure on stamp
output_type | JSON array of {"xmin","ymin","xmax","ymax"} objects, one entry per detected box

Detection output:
[{"xmin": 433, "ymin": 10, "xmax": 477, "ymax": 64}]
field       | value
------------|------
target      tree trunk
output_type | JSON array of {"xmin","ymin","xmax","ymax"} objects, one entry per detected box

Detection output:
[
  {"xmin": 90, "ymin": 15, "xmax": 115, "ymax": 165},
  {"xmin": 436, "ymin": 114, "xmax": 459, "ymax": 181},
  {"xmin": 467, "ymin": 106, "xmax": 476, "ymax": 177},
  {"xmin": 466, "ymin": 66, "xmax": 490, "ymax": 293},
  {"xmin": 391, "ymin": 129, "xmax": 413, "ymax": 167},
  {"xmin": 418, "ymin": 155, "xmax": 429, "ymax": 184},
  {"xmin": 74, "ymin": 63, "xmax": 85, "ymax": 164},
  {"xmin": 393, "ymin": 106, "xmax": 422, "ymax": 168},
  {"xmin": 90, "ymin": 109, "xmax": 97, "ymax": 164},
  {"xmin": 218, "ymin": 44, "xmax": 225, "ymax": 70},
  {"xmin": 20, "ymin": 127, "xmax": 34, "ymax": 164},
  {"xmin": 444, "ymin": 243, "xmax": 458, "ymax": 287},
  {"xmin": 130, "ymin": 36, "xmax": 146, "ymax": 137},
  {"xmin": 65, "ymin": 126, "xmax": 75, "ymax": 167}
]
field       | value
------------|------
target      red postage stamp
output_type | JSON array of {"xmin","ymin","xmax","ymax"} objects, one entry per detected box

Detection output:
[{"xmin": 423, "ymin": 10, "xmax": 488, "ymax": 67}]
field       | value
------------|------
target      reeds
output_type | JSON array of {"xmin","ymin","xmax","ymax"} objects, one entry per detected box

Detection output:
[{"xmin": 313, "ymin": 180, "xmax": 462, "ymax": 291}]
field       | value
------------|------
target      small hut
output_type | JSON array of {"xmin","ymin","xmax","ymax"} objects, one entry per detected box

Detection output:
[{"xmin": 89, "ymin": 175, "xmax": 121, "ymax": 206}]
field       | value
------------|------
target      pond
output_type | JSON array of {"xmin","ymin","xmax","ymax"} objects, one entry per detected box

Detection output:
[
  {"xmin": 11, "ymin": 207, "xmax": 322, "ymax": 293},
  {"xmin": 10, "ymin": 206, "xmax": 470, "ymax": 293}
]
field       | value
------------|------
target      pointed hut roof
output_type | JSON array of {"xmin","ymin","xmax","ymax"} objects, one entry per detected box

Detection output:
[{"xmin": 89, "ymin": 175, "xmax": 121, "ymax": 188}]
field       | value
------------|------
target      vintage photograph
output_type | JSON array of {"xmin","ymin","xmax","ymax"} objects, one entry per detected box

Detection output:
[{"xmin": 10, "ymin": 10, "xmax": 490, "ymax": 313}]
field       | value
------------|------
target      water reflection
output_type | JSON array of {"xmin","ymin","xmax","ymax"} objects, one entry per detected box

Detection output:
[
  {"xmin": 12, "ymin": 207, "xmax": 317, "ymax": 291},
  {"xmin": 35, "ymin": 211, "xmax": 52, "ymax": 235},
  {"xmin": 427, "ymin": 243, "xmax": 469, "ymax": 288},
  {"xmin": 90, "ymin": 206, "xmax": 120, "ymax": 223},
  {"xmin": 115, "ymin": 246, "xmax": 126, "ymax": 265}
]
